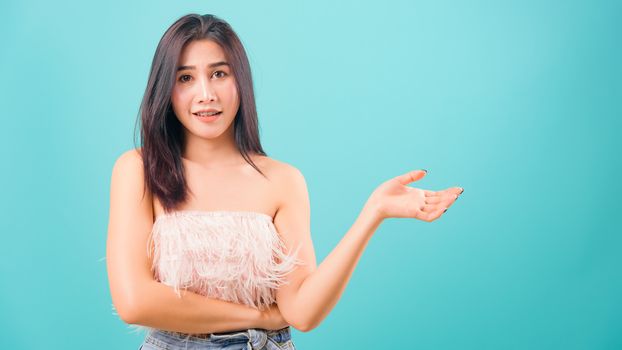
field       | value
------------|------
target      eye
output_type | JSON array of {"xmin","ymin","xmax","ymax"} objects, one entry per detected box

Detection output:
[
  {"xmin": 212, "ymin": 70, "xmax": 227, "ymax": 79},
  {"xmin": 178, "ymin": 74, "xmax": 192, "ymax": 83}
]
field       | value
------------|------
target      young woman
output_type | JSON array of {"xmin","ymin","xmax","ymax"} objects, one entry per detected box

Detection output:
[{"xmin": 106, "ymin": 13, "xmax": 463, "ymax": 350}]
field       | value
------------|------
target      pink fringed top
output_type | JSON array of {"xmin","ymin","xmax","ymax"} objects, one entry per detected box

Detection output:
[{"xmin": 147, "ymin": 210, "xmax": 300, "ymax": 311}]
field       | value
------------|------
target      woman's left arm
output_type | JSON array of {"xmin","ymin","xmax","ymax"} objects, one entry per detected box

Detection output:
[{"xmin": 274, "ymin": 167, "xmax": 462, "ymax": 332}]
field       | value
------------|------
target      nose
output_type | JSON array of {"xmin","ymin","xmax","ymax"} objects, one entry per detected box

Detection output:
[{"xmin": 197, "ymin": 77, "xmax": 216, "ymax": 103}]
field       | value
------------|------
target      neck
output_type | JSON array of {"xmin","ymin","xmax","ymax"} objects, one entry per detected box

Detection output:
[{"xmin": 182, "ymin": 126, "xmax": 245, "ymax": 167}]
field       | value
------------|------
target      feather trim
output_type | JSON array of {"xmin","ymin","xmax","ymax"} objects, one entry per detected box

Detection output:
[{"xmin": 147, "ymin": 211, "xmax": 303, "ymax": 311}]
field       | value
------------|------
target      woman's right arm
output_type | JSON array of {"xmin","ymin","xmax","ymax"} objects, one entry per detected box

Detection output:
[{"xmin": 106, "ymin": 149, "xmax": 286, "ymax": 334}]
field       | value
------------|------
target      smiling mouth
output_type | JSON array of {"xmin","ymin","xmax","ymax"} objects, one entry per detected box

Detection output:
[{"xmin": 193, "ymin": 111, "xmax": 222, "ymax": 117}]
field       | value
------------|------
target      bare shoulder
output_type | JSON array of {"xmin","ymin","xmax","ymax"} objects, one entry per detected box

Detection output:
[
  {"xmin": 257, "ymin": 155, "xmax": 306, "ymax": 186},
  {"xmin": 111, "ymin": 148, "xmax": 146, "ymax": 187},
  {"xmin": 258, "ymin": 156, "xmax": 308, "ymax": 211},
  {"xmin": 110, "ymin": 148, "xmax": 149, "ymax": 199},
  {"xmin": 112, "ymin": 148, "xmax": 143, "ymax": 175},
  {"xmin": 108, "ymin": 147, "xmax": 152, "ymax": 227}
]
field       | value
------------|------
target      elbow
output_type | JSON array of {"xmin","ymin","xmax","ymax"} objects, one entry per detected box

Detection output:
[
  {"xmin": 280, "ymin": 302, "xmax": 320, "ymax": 332},
  {"xmin": 285, "ymin": 314, "xmax": 320, "ymax": 333},
  {"xmin": 112, "ymin": 289, "xmax": 146, "ymax": 325},
  {"xmin": 115, "ymin": 301, "xmax": 142, "ymax": 325},
  {"xmin": 291, "ymin": 319, "xmax": 319, "ymax": 333},
  {"xmin": 292, "ymin": 322, "xmax": 316, "ymax": 333}
]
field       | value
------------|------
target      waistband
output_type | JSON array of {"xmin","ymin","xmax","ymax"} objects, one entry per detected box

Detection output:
[{"xmin": 146, "ymin": 326, "xmax": 291, "ymax": 349}]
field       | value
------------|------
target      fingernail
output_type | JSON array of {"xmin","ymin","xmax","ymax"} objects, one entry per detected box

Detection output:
[
  {"xmin": 460, "ymin": 188, "xmax": 464, "ymax": 194},
  {"xmin": 422, "ymin": 169, "xmax": 428, "ymax": 174},
  {"xmin": 443, "ymin": 208, "xmax": 448, "ymax": 213}
]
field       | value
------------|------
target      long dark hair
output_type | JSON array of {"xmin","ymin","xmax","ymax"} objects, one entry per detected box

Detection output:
[{"xmin": 135, "ymin": 14, "xmax": 266, "ymax": 213}]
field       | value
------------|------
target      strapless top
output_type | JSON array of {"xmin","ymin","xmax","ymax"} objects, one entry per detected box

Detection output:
[{"xmin": 147, "ymin": 210, "xmax": 301, "ymax": 311}]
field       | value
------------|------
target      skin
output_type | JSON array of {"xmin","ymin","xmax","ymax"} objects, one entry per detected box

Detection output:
[{"xmin": 106, "ymin": 39, "xmax": 463, "ymax": 334}]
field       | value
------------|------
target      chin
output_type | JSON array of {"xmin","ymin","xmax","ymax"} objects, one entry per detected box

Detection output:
[
  {"xmin": 193, "ymin": 129, "xmax": 228, "ymax": 140},
  {"xmin": 192, "ymin": 124, "xmax": 235, "ymax": 140}
]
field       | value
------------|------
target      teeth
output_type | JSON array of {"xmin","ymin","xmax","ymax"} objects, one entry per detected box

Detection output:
[{"xmin": 195, "ymin": 111, "xmax": 219, "ymax": 117}]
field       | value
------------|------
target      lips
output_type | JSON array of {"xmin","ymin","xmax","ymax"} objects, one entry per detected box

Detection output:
[
  {"xmin": 193, "ymin": 110, "xmax": 222, "ymax": 117},
  {"xmin": 192, "ymin": 109, "xmax": 222, "ymax": 123}
]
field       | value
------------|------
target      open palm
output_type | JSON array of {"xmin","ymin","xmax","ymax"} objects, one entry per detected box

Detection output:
[{"xmin": 367, "ymin": 170, "xmax": 463, "ymax": 222}]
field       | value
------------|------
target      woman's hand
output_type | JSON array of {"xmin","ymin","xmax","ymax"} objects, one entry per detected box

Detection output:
[
  {"xmin": 365, "ymin": 170, "xmax": 463, "ymax": 222},
  {"xmin": 259, "ymin": 304, "xmax": 290, "ymax": 330}
]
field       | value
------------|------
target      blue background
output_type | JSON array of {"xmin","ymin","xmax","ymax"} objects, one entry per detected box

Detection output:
[{"xmin": 1, "ymin": 0, "xmax": 621, "ymax": 349}]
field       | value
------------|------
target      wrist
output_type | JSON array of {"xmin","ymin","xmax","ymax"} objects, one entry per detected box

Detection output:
[
  {"xmin": 360, "ymin": 201, "xmax": 384, "ymax": 229},
  {"xmin": 257, "ymin": 308, "xmax": 269, "ymax": 329}
]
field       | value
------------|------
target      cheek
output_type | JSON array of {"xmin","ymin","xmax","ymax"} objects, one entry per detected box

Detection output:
[
  {"xmin": 171, "ymin": 88, "xmax": 189, "ymax": 112},
  {"xmin": 225, "ymin": 81, "xmax": 240, "ymax": 108}
]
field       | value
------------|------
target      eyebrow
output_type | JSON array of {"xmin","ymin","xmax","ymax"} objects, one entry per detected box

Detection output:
[{"xmin": 176, "ymin": 61, "xmax": 229, "ymax": 72}]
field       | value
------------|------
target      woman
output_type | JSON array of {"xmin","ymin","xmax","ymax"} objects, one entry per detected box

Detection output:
[{"xmin": 106, "ymin": 13, "xmax": 463, "ymax": 350}]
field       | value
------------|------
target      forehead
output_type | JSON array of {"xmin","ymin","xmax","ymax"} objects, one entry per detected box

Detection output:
[{"xmin": 178, "ymin": 39, "xmax": 226, "ymax": 65}]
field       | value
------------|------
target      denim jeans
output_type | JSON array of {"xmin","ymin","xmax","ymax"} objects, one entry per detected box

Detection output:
[{"xmin": 138, "ymin": 327, "xmax": 296, "ymax": 350}]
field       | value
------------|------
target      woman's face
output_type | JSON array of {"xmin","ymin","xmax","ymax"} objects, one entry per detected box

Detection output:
[{"xmin": 171, "ymin": 39, "xmax": 239, "ymax": 142}]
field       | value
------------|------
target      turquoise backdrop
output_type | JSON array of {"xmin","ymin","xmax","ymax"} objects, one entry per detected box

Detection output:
[{"xmin": 1, "ymin": 0, "xmax": 620, "ymax": 349}]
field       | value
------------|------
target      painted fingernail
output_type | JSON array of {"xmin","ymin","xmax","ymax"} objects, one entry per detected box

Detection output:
[
  {"xmin": 422, "ymin": 169, "xmax": 428, "ymax": 174},
  {"xmin": 443, "ymin": 208, "xmax": 448, "ymax": 213},
  {"xmin": 460, "ymin": 188, "xmax": 464, "ymax": 194}
]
